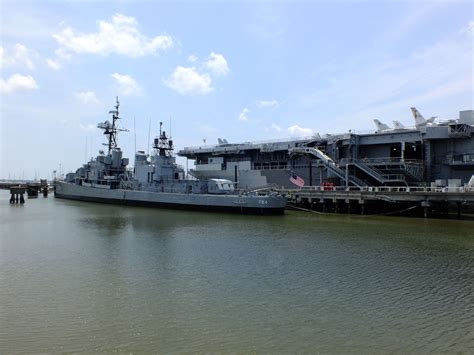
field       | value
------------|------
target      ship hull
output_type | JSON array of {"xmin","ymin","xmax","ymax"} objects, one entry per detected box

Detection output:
[{"xmin": 55, "ymin": 181, "xmax": 286, "ymax": 215}]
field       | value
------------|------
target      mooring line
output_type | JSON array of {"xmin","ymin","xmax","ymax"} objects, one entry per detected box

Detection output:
[
  {"xmin": 286, "ymin": 204, "xmax": 324, "ymax": 214},
  {"xmin": 374, "ymin": 205, "xmax": 418, "ymax": 216}
]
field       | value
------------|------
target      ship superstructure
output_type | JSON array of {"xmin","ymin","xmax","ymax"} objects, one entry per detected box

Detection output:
[
  {"xmin": 74, "ymin": 97, "xmax": 131, "ymax": 189},
  {"xmin": 56, "ymin": 99, "xmax": 286, "ymax": 215},
  {"xmin": 178, "ymin": 109, "xmax": 474, "ymax": 189}
]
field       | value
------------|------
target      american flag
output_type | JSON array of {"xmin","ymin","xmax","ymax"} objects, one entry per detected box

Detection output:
[{"xmin": 289, "ymin": 172, "xmax": 305, "ymax": 187}]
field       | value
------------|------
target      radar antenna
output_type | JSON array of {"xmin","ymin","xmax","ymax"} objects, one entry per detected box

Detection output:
[
  {"xmin": 153, "ymin": 121, "xmax": 174, "ymax": 156},
  {"xmin": 98, "ymin": 96, "xmax": 128, "ymax": 154}
]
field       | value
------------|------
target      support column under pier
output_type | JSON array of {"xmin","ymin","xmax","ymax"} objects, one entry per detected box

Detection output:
[
  {"xmin": 421, "ymin": 201, "xmax": 431, "ymax": 218},
  {"xmin": 359, "ymin": 199, "xmax": 365, "ymax": 215},
  {"xmin": 346, "ymin": 199, "xmax": 351, "ymax": 214}
]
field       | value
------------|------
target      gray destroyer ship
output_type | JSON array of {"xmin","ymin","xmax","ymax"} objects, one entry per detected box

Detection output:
[{"xmin": 55, "ymin": 98, "xmax": 286, "ymax": 215}]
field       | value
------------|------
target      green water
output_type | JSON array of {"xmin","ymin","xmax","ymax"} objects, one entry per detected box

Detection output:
[{"xmin": 1, "ymin": 190, "xmax": 473, "ymax": 352}]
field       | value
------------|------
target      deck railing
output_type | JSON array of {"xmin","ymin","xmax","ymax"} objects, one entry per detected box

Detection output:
[
  {"xmin": 280, "ymin": 185, "xmax": 474, "ymax": 193},
  {"xmin": 340, "ymin": 157, "xmax": 423, "ymax": 165}
]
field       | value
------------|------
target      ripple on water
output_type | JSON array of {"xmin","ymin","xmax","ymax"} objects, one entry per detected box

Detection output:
[{"xmin": 1, "ymin": 193, "xmax": 473, "ymax": 352}]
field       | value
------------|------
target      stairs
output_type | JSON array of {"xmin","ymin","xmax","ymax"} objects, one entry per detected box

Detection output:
[
  {"xmin": 290, "ymin": 147, "xmax": 425, "ymax": 187},
  {"xmin": 352, "ymin": 160, "xmax": 407, "ymax": 185},
  {"xmin": 401, "ymin": 161, "xmax": 425, "ymax": 181},
  {"xmin": 289, "ymin": 147, "xmax": 367, "ymax": 187}
]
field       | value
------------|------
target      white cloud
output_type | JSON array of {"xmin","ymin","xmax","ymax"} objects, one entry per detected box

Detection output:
[
  {"xmin": 0, "ymin": 47, "xmax": 12, "ymax": 67},
  {"xmin": 46, "ymin": 48, "xmax": 71, "ymax": 69},
  {"xmin": 75, "ymin": 91, "xmax": 99, "ymax": 104},
  {"xmin": 0, "ymin": 74, "xmax": 38, "ymax": 94},
  {"xmin": 111, "ymin": 73, "xmax": 142, "ymax": 96},
  {"xmin": 238, "ymin": 108, "xmax": 250, "ymax": 122},
  {"xmin": 256, "ymin": 99, "xmax": 279, "ymax": 108},
  {"xmin": 164, "ymin": 52, "xmax": 228, "ymax": 95},
  {"xmin": 46, "ymin": 58, "xmax": 61, "ymax": 70},
  {"xmin": 164, "ymin": 66, "xmax": 212, "ymax": 95},
  {"xmin": 270, "ymin": 123, "xmax": 282, "ymax": 132},
  {"xmin": 188, "ymin": 54, "xmax": 198, "ymax": 63},
  {"xmin": 287, "ymin": 125, "xmax": 314, "ymax": 136},
  {"xmin": 0, "ymin": 44, "xmax": 35, "ymax": 69},
  {"xmin": 14, "ymin": 44, "xmax": 34, "ymax": 69},
  {"xmin": 461, "ymin": 20, "xmax": 474, "ymax": 36},
  {"xmin": 204, "ymin": 52, "xmax": 229, "ymax": 76},
  {"xmin": 54, "ymin": 48, "xmax": 71, "ymax": 61},
  {"xmin": 53, "ymin": 13, "xmax": 174, "ymax": 58}
]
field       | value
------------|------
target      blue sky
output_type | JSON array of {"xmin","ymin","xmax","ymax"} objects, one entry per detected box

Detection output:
[{"xmin": 1, "ymin": 0, "xmax": 473, "ymax": 179}]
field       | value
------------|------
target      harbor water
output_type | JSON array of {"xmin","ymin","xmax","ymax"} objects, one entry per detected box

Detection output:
[{"xmin": 1, "ymin": 190, "xmax": 473, "ymax": 352}]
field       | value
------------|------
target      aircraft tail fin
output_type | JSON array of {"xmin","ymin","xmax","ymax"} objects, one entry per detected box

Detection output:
[
  {"xmin": 373, "ymin": 119, "xmax": 390, "ymax": 132},
  {"xmin": 411, "ymin": 107, "xmax": 427, "ymax": 127},
  {"xmin": 393, "ymin": 120, "xmax": 405, "ymax": 129}
]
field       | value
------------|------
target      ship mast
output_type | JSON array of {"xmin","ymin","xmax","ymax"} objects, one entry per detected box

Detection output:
[
  {"xmin": 153, "ymin": 121, "xmax": 174, "ymax": 157},
  {"xmin": 98, "ymin": 97, "xmax": 128, "ymax": 154}
]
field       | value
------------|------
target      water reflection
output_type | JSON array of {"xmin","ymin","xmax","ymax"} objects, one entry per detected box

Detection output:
[
  {"xmin": 1, "ymin": 191, "xmax": 473, "ymax": 353},
  {"xmin": 79, "ymin": 215, "xmax": 129, "ymax": 235}
]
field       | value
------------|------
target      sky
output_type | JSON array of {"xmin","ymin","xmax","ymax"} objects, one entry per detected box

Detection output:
[{"xmin": 1, "ymin": 0, "xmax": 473, "ymax": 179}]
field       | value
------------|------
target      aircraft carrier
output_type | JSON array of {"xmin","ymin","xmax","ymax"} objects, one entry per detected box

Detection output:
[{"xmin": 178, "ymin": 108, "xmax": 474, "ymax": 190}]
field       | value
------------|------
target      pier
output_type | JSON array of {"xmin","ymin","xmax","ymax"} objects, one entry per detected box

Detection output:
[
  {"xmin": 279, "ymin": 185, "xmax": 474, "ymax": 218},
  {"xmin": 3, "ymin": 180, "xmax": 51, "ymax": 203}
]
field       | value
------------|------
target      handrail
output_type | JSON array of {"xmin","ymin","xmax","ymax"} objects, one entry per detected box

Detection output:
[
  {"xmin": 289, "ymin": 147, "xmax": 367, "ymax": 187},
  {"xmin": 279, "ymin": 185, "xmax": 474, "ymax": 193},
  {"xmin": 181, "ymin": 136, "xmax": 314, "ymax": 152},
  {"xmin": 341, "ymin": 157, "xmax": 424, "ymax": 165},
  {"xmin": 352, "ymin": 160, "xmax": 406, "ymax": 182}
]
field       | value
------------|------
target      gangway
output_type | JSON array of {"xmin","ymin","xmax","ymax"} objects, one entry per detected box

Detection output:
[{"xmin": 289, "ymin": 147, "xmax": 367, "ymax": 187}]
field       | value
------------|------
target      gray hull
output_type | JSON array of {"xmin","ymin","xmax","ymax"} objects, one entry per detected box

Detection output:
[{"xmin": 55, "ymin": 181, "xmax": 286, "ymax": 215}]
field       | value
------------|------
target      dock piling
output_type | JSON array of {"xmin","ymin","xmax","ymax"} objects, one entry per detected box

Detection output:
[
  {"xmin": 9, "ymin": 186, "xmax": 26, "ymax": 204},
  {"xmin": 279, "ymin": 185, "xmax": 474, "ymax": 219}
]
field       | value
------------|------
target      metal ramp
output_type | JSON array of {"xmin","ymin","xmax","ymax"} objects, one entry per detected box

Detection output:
[{"xmin": 289, "ymin": 147, "xmax": 367, "ymax": 187}]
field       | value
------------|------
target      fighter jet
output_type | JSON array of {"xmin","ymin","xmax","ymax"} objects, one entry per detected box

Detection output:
[
  {"xmin": 373, "ymin": 119, "xmax": 391, "ymax": 133},
  {"xmin": 374, "ymin": 118, "xmax": 412, "ymax": 133},
  {"xmin": 392, "ymin": 121, "xmax": 406, "ymax": 130},
  {"xmin": 410, "ymin": 107, "xmax": 437, "ymax": 129},
  {"xmin": 217, "ymin": 138, "xmax": 230, "ymax": 145}
]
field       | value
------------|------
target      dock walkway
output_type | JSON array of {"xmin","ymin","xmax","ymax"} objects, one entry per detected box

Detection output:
[{"xmin": 277, "ymin": 186, "xmax": 474, "ymax": 217}]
